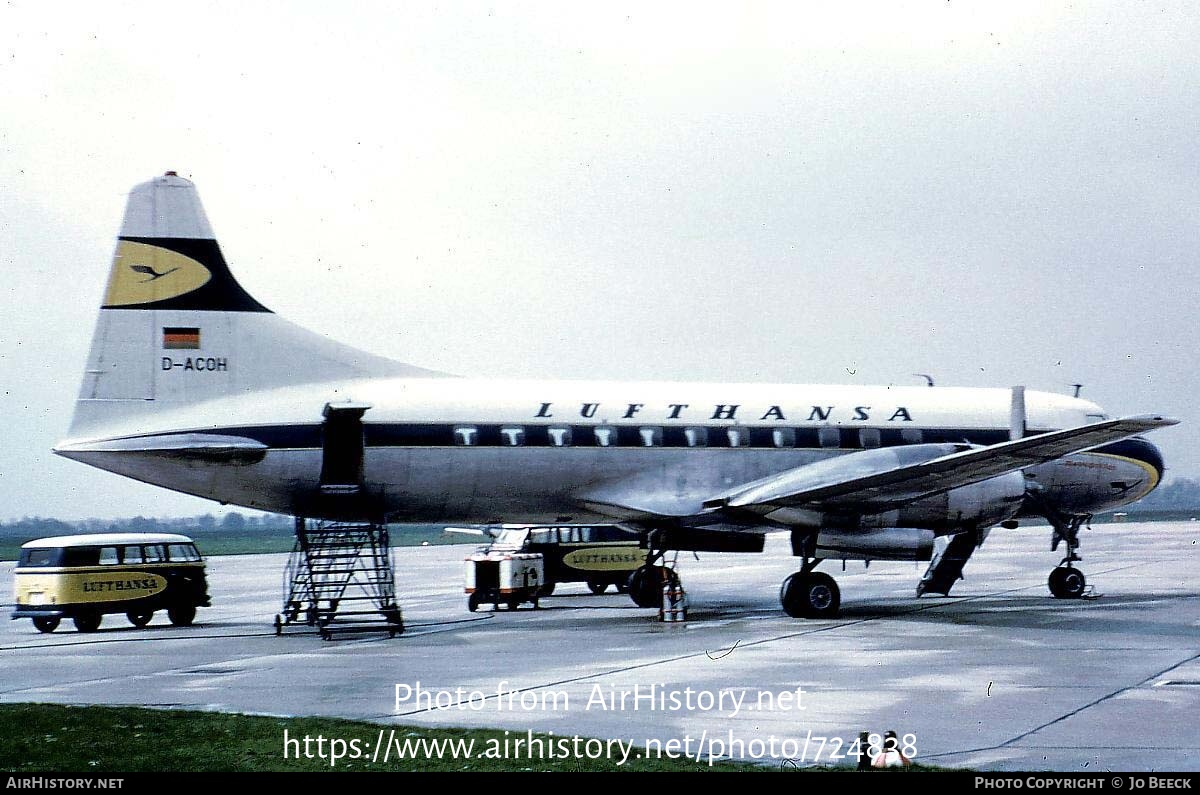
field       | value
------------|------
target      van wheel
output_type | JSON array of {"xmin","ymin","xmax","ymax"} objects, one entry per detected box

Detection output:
[
  {"xmin": 167, "ymin": 605, "xmax": 196, "ymax": 627},
  {"xmin": 32, "ymin": 616, "xmax": 60, "ymax": 633},
  {"xmin": 73, "ymin": 613, "xmax": 102, "ymax": 633},
  {"xmin": 127, "ymin": 611, "xmax": 154, "ymax": 628},
  {"xmin": 587, "ymin": 580, "xmax": 609, "ymax": 594}
]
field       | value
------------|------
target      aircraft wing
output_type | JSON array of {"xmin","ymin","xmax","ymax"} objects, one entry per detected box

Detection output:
[{"xmin": 703, "ymin": 415, "xmax": 1177, "ymax": 517}]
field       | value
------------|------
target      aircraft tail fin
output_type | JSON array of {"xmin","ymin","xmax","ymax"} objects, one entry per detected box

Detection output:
[{"xmin": 68, "ymin": 172, "xmax": 443, "ymax": 438}]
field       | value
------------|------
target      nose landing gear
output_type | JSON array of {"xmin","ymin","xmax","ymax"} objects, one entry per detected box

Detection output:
[{"xmin": 1047, "ymin": 513, "xmax": 1090, "ymax": 599}]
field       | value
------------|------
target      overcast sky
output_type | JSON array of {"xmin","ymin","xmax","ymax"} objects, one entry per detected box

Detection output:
[{"xmin": 1, "ymin": 2, "xmax": 1197, "ymax": 521}]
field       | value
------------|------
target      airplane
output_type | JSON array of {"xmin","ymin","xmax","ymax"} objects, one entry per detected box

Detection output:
[{"xmin": 54, "ymin": 172, "xmax": 1178, "ymax": 618}]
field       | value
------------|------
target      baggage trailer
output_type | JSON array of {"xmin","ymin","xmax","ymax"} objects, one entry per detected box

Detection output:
[{"xmin": 465, "ymin": 549, "xmax": 544, "ymax": 612}]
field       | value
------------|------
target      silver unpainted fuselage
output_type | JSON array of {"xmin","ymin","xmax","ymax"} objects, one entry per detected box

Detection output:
[{"xmin": 56, "ymin": 376, "xmax": 1165, "ymax": 531}]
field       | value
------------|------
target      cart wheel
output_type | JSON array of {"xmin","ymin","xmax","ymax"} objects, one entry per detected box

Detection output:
[
  {"xmin": 467, "ymin": 592, "xmax": 482, "ymax": 612},
  {"xmin": 32, "ymin": 616, "xmax": 60, "ymax": 633},
  {"xmin": 126, "ymin": 610, "xmax": 154, "ymax": 628},
  {"xmin": 532, "ymin": 598, "xmax": 539, "ymax": 610},
  {"xmin": 587, "ymin": 580, "xmax": 609, "ymax": 595}
]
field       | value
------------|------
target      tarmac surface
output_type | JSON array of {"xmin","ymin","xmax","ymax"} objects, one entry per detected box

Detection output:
[{"xmin": 2, "ymin": 521, "xmax": 1197, "ymax": 771}]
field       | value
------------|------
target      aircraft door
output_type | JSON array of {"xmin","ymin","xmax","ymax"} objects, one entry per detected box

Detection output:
[{"xmin": 320, "ymin": 403, "xmax": 370, "ymax": 494}]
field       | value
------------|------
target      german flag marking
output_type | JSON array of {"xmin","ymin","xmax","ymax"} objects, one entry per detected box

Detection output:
[{"xmin": 163, "ymin": 327, "xmax": 201, "ymax": 349}]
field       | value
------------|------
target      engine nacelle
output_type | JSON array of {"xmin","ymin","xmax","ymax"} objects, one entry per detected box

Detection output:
[
  {"xmin": 816, "ymin": 527, "xmax": 935, "ymax": 561},
  {"xmin": 864, "ymin": 470, "xmax": 1027, "ymax": 531}
]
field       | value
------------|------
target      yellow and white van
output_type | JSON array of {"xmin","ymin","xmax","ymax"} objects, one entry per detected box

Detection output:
[{"xmin": 11, "ymin": 533, "xmax": 211, "ymax": 633}]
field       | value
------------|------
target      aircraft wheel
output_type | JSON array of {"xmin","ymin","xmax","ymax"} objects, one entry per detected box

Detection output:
[
  {"xmin": 167, "ymin": 605, "xmax": 196, "ymax": 626},
  {"xmin": 780, "ymin": 572, "xmax": 841, "ymax": 619},
  {"xmin": 126, "ymin": 611, "xmax": 154, "ymax": 628},
  {"xmin": 627, "ymin": 566, "xmax": 676, "ymax": 608},
  {"xmin": 73, "ymin": 612, "xmax": 102, "ymax": 633},
  {"xmin": 32, "ymin": 616, "xmax": 60, "ymax": 633},
  {"xmin": 587, "ymin": 580, "xmax": 609, "ymax": 595},
  {"xmin": 467, "ymin": 592, "xmax": 482, "ymax": 612},
  {"xmin": 1048, "ymin": 567, "xmax": 1086, "ymax": 599}
]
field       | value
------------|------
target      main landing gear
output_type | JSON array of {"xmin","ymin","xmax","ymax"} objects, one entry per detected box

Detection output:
[
  {"xmin": 780, "ymin": 561, "xmax": 841, "ymax": 619},
  {"xmin": 1047, "ymin": 513, "xmax": 1090, "ymax": 599},
  {"xmin": 781, "ymin": 532, "xmax": 841, "ymax": 619},
  {"xmin": 626, "ymin": 531, "xmax": 680, "ymax": 608}
]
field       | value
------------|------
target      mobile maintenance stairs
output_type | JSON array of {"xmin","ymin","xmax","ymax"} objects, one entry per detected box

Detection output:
[{"xmin": 276, "ymin": 517, "xmax": 404, "ymax": 640}]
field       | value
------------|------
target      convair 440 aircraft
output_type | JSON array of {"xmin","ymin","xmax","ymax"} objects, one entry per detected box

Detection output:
[{"xmin": 57, "ymin": 173, "xmax": 1178, "ymax": 618}]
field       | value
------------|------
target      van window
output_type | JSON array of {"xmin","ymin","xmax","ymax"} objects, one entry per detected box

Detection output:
[
  {"xmin": 143, "ymin": 545, "xmax": 164, "ymax": 563},
  {"xmin": 99, "ymin": 547, "xmax": 119, "ymax": 565},
  {"xmin": 19, "ymin": 549, "xmax": 58, "ymax": 567},
  {"xmin": 167, "ymin": 544, "xmax": 200, "ymax": 562},
  {"xmin": 123, "ymin": 545, "xmax": 144, "ymax": 564},
  {"xmin": 62, "ymin": 547, "xmax": 101, "ymax": 567}
]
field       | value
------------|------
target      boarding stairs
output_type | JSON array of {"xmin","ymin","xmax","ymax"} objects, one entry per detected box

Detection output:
[
  {"xmin": 916, "ymin": 528, "xmax": 989, "ymax": 597},
  {"xmin": 277, "ymin": 518, "xmax": 404, "ymax": 640}
]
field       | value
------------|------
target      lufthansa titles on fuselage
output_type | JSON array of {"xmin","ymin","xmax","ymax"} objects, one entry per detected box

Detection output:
[{"xmin": 533, "ymin": 402, "xmax": 914, "ymax": 423}]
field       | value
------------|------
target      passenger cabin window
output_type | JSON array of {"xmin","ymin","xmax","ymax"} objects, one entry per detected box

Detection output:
[
  {"xmin": 725, "ymin": 428, "xmax": 750, "ymax": 447},
  {"xmin": 818, "ymin": 427, "xmax": 840, "ymax": 448},
  {"xmin": 901, "ymin": 428, "xmax": 923, "ymax": 444},
  {"xmin": 548, "ymin": 426, "xmax": 572, "ymax": 446},
  {"xmin": 639, "ymin": 427, "xmax": 663, "ymax": 447},
  {"xmin": 99, "ymin": 547, "xmax": 119, "ymax": 565},
  {"xmin": 593, "ymin": 426, "xmax": 617, "ymax": 447},
  {"xmin": 500, "ymin": 426, "xmax": 526, "ymax": 446},
  {"xmin": 453, "ymin": 426, "xmax": 479, "ymax": 446},
  {"xmin": 772, "ymin": 428, "xmax": 796, "ymax": 448},
  {"xmin": 122, "ymin": 545, "xmax": 144, "ymax": 564},
  {"xmin": 684, "ymin": 427, "xmax": 708, "ymax": 447},
  {"xmin": 860, "ymin": 428, "xmax": 881, "ymax": 449},
  {"xmin": 168, "ymin": 544, "xmax": 200, "ymax": 562},
  {"xmin": 143, "ymin": 545, "xmax": 164, "ymax": 563}
]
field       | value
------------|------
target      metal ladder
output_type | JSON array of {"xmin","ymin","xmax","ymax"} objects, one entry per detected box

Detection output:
[{"xmin": 277, "ymin": 517, "xmax": 404, "ymax": 640}]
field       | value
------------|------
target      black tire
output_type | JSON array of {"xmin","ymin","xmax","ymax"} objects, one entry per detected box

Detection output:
[
  {"xmin": 127, "ymin": 611, "xmax": 154, "ymax": 628},
  {"xmin": 587, "ymin": 580, "xmax": 609, "ymax": 595},
  {"xmin": 780, "ymin": 572, "xmax": 841, "ymax": 619},
  {"xmin": 507, "ymin": 598, "xmax": 520, "ymax": 611},
  {"xmin": 167, "ymin": 604, "xmax": 197, "ymax": 627},
  {"xmin": 1048, "ymin": 567, "xmax": 1086, "ymax": 599},
  {"xmin": 627, "ymin": 566, "xmax": 675, "ymax": 608},
  {"xmin": 538, "ymin": 582, "xmax": 556, "ymax": 598},
  {"xmin": 467, "ymin": 592, "xmax": 482, "ymax": 613},
  {"xmin": 73, "ymin": 612, "xmax": 102, "ymax": 633},
  {"xmin": 32, "ymin": 616, "xmax": 59, "ymax": 633}
]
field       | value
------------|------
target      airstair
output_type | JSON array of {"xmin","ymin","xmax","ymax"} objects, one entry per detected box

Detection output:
[
  {"xmin": 276, "ymin": 517, "xmax": 404, "ymax": 640},
  {"xmin": 916, "ymin": 529, "xmax": 989, "ymax": 597}
]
